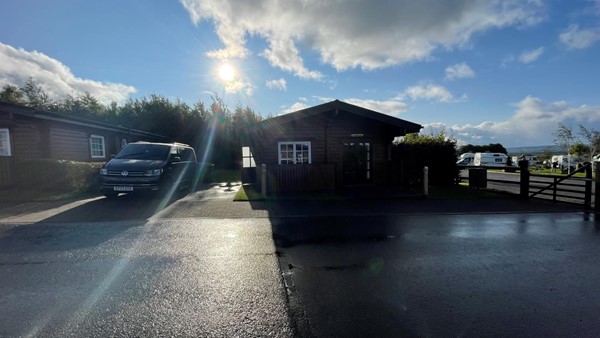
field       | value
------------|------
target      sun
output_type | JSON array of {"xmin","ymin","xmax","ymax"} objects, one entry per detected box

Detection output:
[{"xmin": 218, "ymin": 63, "xmax": 236, "ymax": 82}]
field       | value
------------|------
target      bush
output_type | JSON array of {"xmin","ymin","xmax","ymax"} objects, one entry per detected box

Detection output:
[
  {"xmin": 13, "ymin": 158, "xmax": 103, "ymax": 193},
  {"xmin": 393, "ymin": 131, "xmax": 458, "ymax": 186}
]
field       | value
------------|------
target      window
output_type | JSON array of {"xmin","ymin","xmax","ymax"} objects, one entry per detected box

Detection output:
[
  {"xmin": 242, "ymin": 146, "xmax": 256, "ymax": 168},
  {"xmin": 90, "ymin": 135, "xmax": 105, "ymax": 158},
  {"xmin": 120, "ymin": 138, "xmax": 127, "ymax": 148},
  {"xmin": 278, "ymin": 142, "xmax": 311, "ymax": 164},
  {"xmin": 0, "ymin": 128, "xmax": 11, "ymax": 156}
]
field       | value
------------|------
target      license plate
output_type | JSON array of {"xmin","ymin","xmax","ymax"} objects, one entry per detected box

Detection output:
[{"xmin": 114, "ymin": 186, "xmax": 133, "ymax": 192}]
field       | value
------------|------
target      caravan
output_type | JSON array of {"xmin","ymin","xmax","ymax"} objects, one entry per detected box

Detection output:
[
  {"xmin": 473, "ymin": 152, "xmax": 508, "ymax": 167},
  {"xmin": 551, "ymin": 155, "xmax": 580, "ymax": 172}
]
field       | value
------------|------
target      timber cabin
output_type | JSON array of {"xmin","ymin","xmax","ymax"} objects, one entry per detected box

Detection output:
[
  {"xmin": 0, "ymin": 102, "xmax": 165, "ymax": 186},
  {"xmin": 244, "ymin": 100, "xmax": 423, "ymax": 194}
]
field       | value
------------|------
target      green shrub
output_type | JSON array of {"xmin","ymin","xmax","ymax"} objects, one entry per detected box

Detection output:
[
  {"xmin": 13, "ymin": 158, "xmax": 103, "ymax": 193},
  {"xmin": 393, "ymin": 130, "xmax": 458, "ymax": 186}
]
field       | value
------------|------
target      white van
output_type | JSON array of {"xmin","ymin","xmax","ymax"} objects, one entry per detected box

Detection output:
[
  {"xmin": 473, "ymin": 152, "xmax": 508, "ymax": 167},
  {"xmin": 456, "ymin": 152, "xmax": 475, "ymax": 166}
]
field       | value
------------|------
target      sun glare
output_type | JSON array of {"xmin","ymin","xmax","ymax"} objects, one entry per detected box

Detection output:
[{"xmin": 218, "ymin": 63, "xmax": 236, "ymax": 82}]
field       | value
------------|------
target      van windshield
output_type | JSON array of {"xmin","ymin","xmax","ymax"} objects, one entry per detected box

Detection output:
[{"xmin": 115, "ymin": 144, "xmax": 170, "ymax": 160}]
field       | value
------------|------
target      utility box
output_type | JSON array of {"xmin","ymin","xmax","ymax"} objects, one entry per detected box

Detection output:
[{"xmin": 469, "ymin": 168, "xmax": 487, "ymax": 188}]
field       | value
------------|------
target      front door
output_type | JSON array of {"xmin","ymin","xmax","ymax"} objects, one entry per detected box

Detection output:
[{"xmin": 342, "ymin": 142, "xmax": 372, "ymax": 185}]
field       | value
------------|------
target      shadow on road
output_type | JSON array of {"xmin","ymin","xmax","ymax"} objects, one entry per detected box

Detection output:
[{"xmin": 0, "ymin": 191, "xmax": 188, "ymax": 252}]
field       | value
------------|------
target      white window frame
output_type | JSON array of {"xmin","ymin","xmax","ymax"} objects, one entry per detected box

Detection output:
[
  {"xmin": 242, "ymin": 146, "xmax": 256, "ymax": 168},
  {"xmin": 278, "ymin": 141, "xmax": 311, "ymax": 164},
  {"xmin": 90, "ymin": 134, "xmax": 106, "ymax": 158},
  {"xmin": 0, "ymin": 128, "xmax": 12, "ymax": 157}
]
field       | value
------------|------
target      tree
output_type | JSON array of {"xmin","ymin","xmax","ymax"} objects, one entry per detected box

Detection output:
[
  {"xmin": 20, "ymin": 77, "xmax": 52, "ymax": 109},
  {"xmin": 0, "ymin": 84, "xmax": 25, "ymax": 104},
  {"xmin": 570, "ymin": 142, "xmax": 590, "ymax": 158},
  {"xmin": 553, "ymin": 123, "xmax": 577, "ymax": 173},
  {"xmin": 579, "ymin": 125, "xmax": 600, "ymax": 160},
  {"xmin": 457, "ymin": 143, "xmax": 507, "ymax": 155},
  {"xmin": 554, "ymin": 123, "xmax": 576, "ymax": 153}
]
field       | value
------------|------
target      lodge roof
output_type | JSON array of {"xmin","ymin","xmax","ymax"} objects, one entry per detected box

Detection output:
[
  {"xmin": 263, "ymin": 99, "xmax": 422, "ymax": 135},
  {"xmin": 0, "ymin": 102, "xmax": 166, "ymax": 139}
]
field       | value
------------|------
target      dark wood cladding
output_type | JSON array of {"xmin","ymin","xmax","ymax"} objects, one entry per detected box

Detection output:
[
  {"xmin": 49, "ymin": 126, "xmax": 90, "ymax": 161},
  {"xmin": 250, "ymin": 107, "xmax": 410, "ymax": 193}
]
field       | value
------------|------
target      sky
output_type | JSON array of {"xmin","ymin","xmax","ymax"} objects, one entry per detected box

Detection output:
[{"xmin": 1, "ymin": 0, "xmax": 600, "ymax": 147}]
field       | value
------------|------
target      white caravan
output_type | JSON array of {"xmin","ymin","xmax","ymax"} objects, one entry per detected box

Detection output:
[
  {"xmin": 551, "ymin": 155, "xmax": 580, "ymax": 171},
  {"xmin": 473, "ymin": 152, "xmax": 508, "ymax": 167}
]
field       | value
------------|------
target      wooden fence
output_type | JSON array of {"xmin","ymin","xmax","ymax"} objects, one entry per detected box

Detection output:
[
  {"xmin": 267, "ymin": 164, "xmax": 335, "ymax": 194},
  {"xmin": 0, "ymin": 157, "xmax": 13, "ymax": 187}
]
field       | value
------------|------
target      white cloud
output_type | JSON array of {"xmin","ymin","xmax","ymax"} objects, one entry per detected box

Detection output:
[
  {"xmin": 445, "ymin": 62, "xmax": 475, "ymax": 80},
  {"xmin": 281, "ymin": 102, "xmax": 309, "ymax": 114},
  {"xmin": 181, "ymin": 0, "xmax": 545, "ymax": 76},
  {"xmin": 402, "ymin": 84, "xmax": 459, "ymax": 103},
  {"xmin": 224, "ymin": 79, "xmax": 254, "ymax": 96},
  {"xmin": 0, "ymin": 42, "xmax": 135, "ymax": 104},
  {"xmin": 518, "ymin": 47, "xmax": 544, "ymax": 63},
  {"xmin": 429, "ymin": 96, "xmax": 600, "ymax": 146},
  {"xmin": 280, "ymin": 96, "xmax": 408, "ymax": 117},
  {"xmin": 559, "ymin": 24, "xmax": 600, "ymax": 50},
  {"xmin": 344, "ymin": 98, "xmax": 409, "ymax": 116},
  {"xmin": 265, "ymin": 78, "xmax": 287, "ymax": 91}
]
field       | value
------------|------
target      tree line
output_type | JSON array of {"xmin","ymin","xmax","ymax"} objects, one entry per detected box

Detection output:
[{"xmin": 0, "ymin": 78, "xmax": 264, "ymax": 169}]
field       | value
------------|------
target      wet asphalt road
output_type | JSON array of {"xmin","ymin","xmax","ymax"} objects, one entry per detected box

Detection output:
[
  {"xmin": 273, "ymin": 212, "xmax": 600, "ymax": 337},
  {"xmin": 0, "ymin": 218, "xmax": 291, "ymax": 337},
  {"xmin": 2, "ymin": 189, "xmax": 599, "ymax": 337}
]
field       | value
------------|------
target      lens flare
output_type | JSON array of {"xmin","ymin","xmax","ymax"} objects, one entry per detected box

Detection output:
[{"xmin": 218, "ymin": 63, "xmax": 235, "ymax": 82}]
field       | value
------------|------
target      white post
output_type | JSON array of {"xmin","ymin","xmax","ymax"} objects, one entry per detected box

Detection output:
[
  {"xmin": 423, "ymin": 166, "xmax": 429, "ymax": 197},
  {"xmin": 261, "ymin": 163, "xmax": 267, "ymax": 197}
]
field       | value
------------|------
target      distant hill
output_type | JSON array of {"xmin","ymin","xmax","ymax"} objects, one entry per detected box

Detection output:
[{"xmin": 506, "ymin": 145, "xmax": 566, "ymax": 155}]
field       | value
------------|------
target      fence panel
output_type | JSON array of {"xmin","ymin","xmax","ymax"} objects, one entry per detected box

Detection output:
[
  {"xmin": 0, "ymin": 157, "xmax": 13, "ymax": 187},
  {"xmin": 268, "ymin": 164, "xmax": 335, "ymax": 193}
]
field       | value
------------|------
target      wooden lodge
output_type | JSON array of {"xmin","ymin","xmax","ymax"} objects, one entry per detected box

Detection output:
[
  {"xmin": 0, "ymin": 102, "xmax": 165, "ymax": 186},
  {"xmin": 244, "ymin": 100, "xmax": 422, "ymax": 194}
]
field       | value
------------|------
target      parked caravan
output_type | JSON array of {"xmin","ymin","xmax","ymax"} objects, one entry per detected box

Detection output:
[
  {"xmin": 473, "ymin": 152, "xmax": 508, "ymax": 167},
  {"xmin": 456, "ymin": 152, "xmax": 475, "ymax": 166},
  {"xmin": 551, "ymin": 155, "xmax": 580, "ymax": 172},
  {"xmin": 511, "ymin": 154, "xmax": 539, "ymax": 167}
]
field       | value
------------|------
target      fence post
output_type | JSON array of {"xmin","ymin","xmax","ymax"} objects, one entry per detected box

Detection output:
[
  {"xmin": 519, "ymin": 160, "xmax": 529, "ymax": 199},
  {"xmin": 261, "ymin": 163, "xmax": 267, "ymax": 197},
  {"xmin": 423, "ymin": 166, "xmax": 429, "ymax": 197},
  {"xmin": 584, "ymin": 164, "xmax": 592, "ymax": 210},
  {"xmin": 553, "ymin": 177, "xmax": 557, "ymax": 203},
  {"xmin": 595, "ymin": 162, "xmax": 600, "ymax": 213}
]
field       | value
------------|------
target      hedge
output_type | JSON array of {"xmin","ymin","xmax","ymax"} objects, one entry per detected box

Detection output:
[
  {"xmin": 13, "ymin": 158, "xmax": 103, "ymax": 193},
  {"xmin": 392, "ymin": 142, "xmax": 458, "ymax": 186}
]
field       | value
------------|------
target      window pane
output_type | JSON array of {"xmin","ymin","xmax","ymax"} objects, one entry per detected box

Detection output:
[
  {"xmin": 243, "ymin": 158, "xmax": 251, "ymax": 168},
  {"xmin": 90, "ymin": 135, "xmax": 105, "ymax": 157},
  {"xmin": 242, "ymin": 146, "xmax": 250, "ymax": 157}
]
